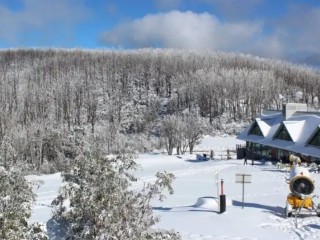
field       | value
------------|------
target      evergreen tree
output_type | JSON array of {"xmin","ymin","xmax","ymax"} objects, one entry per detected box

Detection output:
[
  {"xmin": 0, "ymin": 166, "xmax": 48, "ymax": 239},
  {"xmin": 53, "ymin": 153, "xmax": 181, "ymax": 240}
]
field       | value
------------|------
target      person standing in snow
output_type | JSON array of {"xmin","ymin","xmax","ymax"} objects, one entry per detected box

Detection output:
[{"xmin": 243, "ymin": 149, "xmax": 247, "ymax": 165}]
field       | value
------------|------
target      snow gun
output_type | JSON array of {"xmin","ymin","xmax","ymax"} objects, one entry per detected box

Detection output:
[{"xmin": 284, "ymin": 154, "xmax": 320, "ymax": 226}]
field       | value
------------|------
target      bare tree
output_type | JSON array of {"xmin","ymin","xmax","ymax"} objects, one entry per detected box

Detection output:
[{"xmin": 159, "ymin": 115, "xmax": 180, "ymax": 155}]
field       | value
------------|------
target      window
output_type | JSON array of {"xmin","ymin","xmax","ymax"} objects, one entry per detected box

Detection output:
[
  {"xmin": 307, "ymin": 127, "xmax": 320, "ymax": 147},
  {"xmin": 249, "ymin": 121, "xmax": 263, "ymax": 136},
  {"xmin": 274, "ymin": 124, "xmax": 292, "ymax": 141}
]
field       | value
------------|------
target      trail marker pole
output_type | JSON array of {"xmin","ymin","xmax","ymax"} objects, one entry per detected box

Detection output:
[
  {"xmin": 215, "ymin": 171, "xmax": 219, "ymax": 200},
  {"xmin": 220, "ymin": 179, "xmax": 226, "ymax": 213},
  {"xmin": 236, "ymin": 173, "xmax": 252, "ymax": 209},
  {"xmin": 242, "ymin": 175, "xmax": 245, "ymax": 208}
]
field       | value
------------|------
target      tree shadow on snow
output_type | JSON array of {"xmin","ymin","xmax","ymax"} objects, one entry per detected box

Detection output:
[
  {"xmin": 153, "ymin": 196, "xmax": 220, "ymax": 214},
  {"xmin": 232, "ymin": 200, "xmax": 284, "ymax": 217},
  {"xmin": 153, "ymin": 207, "xmax": 173, "ymax": 211},
  {"xmin": 260, "ymin": 168, "xmax": 289, "ymax": 173},
  {"xmin": 153, "ymin": 205, "xmax": 220, "ymax": 214},
  {"xmin": 46, "ymin": 217, "xmax": 70, "ymax": 240},
  {"xmin": 185, "ymin": 159, "xmax": 209, "ymax": 163},
  {"xmin": 152, "ymin": 205, "xmax": 191, "ymax": 212},
  {"xmin": 185, "ymin": 159, "xmax": 208, "ymax": 163},
  {"xmin": 188, "ymin": 208, "xmax": 220, "ymax": 214}
]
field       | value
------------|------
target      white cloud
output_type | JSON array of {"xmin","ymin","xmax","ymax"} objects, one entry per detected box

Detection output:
[
  {"xmin": 245, "ymin": 4, "xmax": 320, "ymax": 61},
  {"xmin": 273, "ymin": 5, "xmax": 320, "ymax": 56},
  {"xmin": 0, "ymin": 0, "xmax": 89, "ymax": 45},
  {"xmin": 100, "ymin": 11, "xmax": 262, "ymax": 52},
  {"xmin": 100, "ymin": 6, "xmax": 320, "ymax": 62}
]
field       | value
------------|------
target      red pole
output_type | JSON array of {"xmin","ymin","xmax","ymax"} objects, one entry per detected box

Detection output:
[
  {"xmin": 220, "ymin": 179, "xmax": 226, "ymax": 213},
  {"xmin": 221, "ymin": 179, "xmax": 224, "ymax": 195}
]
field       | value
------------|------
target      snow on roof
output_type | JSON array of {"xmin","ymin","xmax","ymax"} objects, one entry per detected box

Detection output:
[
  {"xmin": 237, "ymin": 111, "xmax": 320, "ymax": 158},
  {"xmin": 283, "ymin": 120, "xmax": 305, "ymax": 142},
  {"xmin": 260, "ymin": 110, "xmax": 282, "ymax": 119},
  {"xmin": 256, "ymin": 118, "xmax": 271, "ymax": 137},
  {"xmin": 287, "ymin": 114, "xmax": 320, "ymax": 144}
]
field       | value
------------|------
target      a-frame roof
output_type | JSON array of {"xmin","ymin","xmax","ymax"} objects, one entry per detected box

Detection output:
[
  {"xmin": 256, "ymin": 118, "xmax": 272, "ymax": 137},
  {"xmin": 248, "ymin": 120, "xmax": 263, "ymax": 136},
  {"xmin": 237, "ymin": 110, "xmax": 320, "ymax": 158},
  {"xmin": 283, "ymin": 120, "xmax": 305, "ymax": 142},
  {"xmin": 273, "ymin": 123, "xmax": 293, "ymax": 141}
]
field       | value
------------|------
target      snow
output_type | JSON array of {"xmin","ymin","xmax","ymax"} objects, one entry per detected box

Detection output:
[
  {"xmin": 256, "ymin": 118, "xmax": 272, "ymax": 137},
  {"xmin": 28, "ymin": 136, "xmax": 320, "ymax": 239},
  {"xmin": 27, "ymin": 173, "xmax": 62, "ymax": 224},
  {"xmin": 284, "ymin": 120, "xmax": 305, "ymax": 142}
]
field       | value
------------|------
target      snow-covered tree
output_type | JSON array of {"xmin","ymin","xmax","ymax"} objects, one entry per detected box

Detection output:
[
  {"xmin": 0, "ymin": 166, "xmax": 48, "ymax": 239},
  {"xmin": 53, "ymin": 153, "xmax": 181, "ymax": 239},
  {"xmin": 159, "ymin": 115, "xmax": 180, "ymax": 155},
  {"xmin": 159, "ymin": 114, "xmax": 205, "ymax": 155},
  {"xmin": 183, "ymin": 114, "xmax": 205, "ymax": 154}
]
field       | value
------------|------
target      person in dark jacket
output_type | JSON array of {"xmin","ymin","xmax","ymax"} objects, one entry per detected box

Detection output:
[{"xmin": 243, "ymin": 149, "xmax": 247, "ymax": 165}]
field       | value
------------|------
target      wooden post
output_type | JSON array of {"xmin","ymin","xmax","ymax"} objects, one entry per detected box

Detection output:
[{"xmin": 210, "ymin": 150, "xmax": 214, "ymax": 160}]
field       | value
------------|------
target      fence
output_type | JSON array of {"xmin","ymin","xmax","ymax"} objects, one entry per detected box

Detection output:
[{"xmin": 236, "ymin": 144, "xmax": 246, "ymax": 159}]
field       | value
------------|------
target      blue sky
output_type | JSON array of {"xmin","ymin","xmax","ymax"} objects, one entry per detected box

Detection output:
[{"xmin": 0, "ymin": 0, "xmax": 320, "ymax": 62}]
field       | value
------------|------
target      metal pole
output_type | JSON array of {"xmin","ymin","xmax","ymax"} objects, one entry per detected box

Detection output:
[
  {"xmin": 221, "ymin": 179, "xmax": 224, "ymax": 195},
  {"xmin": 216, "ymin": 171, "xmax": 219, "ymax": 199},
  {"xmin": 242, "ymin": 175, "xmax": 245, "ymax": 209},
  {"xmin": 220, "ymin": 179, "xmax": 226, "ymax": 213}
]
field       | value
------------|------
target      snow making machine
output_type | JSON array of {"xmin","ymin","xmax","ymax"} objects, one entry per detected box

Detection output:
[{"xmin": 284, "ymin": 155, "xmax": 320, "ymax": 225}]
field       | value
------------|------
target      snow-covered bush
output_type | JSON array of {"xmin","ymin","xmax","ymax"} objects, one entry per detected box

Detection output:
[
  {"xmin": 53, "ymin": 153, "xmax": 181, "ymax": 239},
  {"xmin": 0, "ymin": 137, "xmax": 17, "ymax": 168}
]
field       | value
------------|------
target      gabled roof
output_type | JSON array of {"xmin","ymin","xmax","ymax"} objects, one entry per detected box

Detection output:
[
  {"xmin": 256, "ymin": 118, "xmax": 272, "ymax": 137},
  {"xmin": 237, "ymin": 111, "xmax": 320, "ymax": 158},
  {"xmin": 273, "ymin": 123, "xmax": 293, "ymax": 141},
  {"xmin": 248, "ymin": 120, "xmax": 263, "ymax": 136}
]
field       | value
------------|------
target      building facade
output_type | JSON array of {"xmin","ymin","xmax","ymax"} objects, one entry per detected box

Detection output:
[{"xmin": 237, "ymin": 103, "xmax": 320, "ymax": 163}]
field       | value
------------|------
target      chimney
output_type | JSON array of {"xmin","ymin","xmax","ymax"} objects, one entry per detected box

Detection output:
[{"xmin": 282, "ymin": 103, "xmax": 308, "ymax": 120}]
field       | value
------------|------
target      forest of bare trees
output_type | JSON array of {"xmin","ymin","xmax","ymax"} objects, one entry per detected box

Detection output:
[{"xmin": 0, "ymin": 48, "xmax": 319, "ymax": 172}]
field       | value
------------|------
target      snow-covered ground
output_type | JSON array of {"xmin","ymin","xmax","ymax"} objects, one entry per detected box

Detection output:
[{"xmin": 29, "ymin": 136, "xmax": 320, "ymax": 239}]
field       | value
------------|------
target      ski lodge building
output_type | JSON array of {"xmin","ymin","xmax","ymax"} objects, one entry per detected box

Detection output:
[{"xmin": 237, "ymin": 103, "xmax": 320, "ymax": 163}]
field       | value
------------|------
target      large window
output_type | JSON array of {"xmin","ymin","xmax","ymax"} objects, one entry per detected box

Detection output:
[
  {"xmin": 247, "ymin": 142, "xmax": 272, "ymax": 160},
  {"xmin": 276, "ymin": 148, "xmax": 289, "ymax": 161},
  {"xmin": 307, "ymin": 127, "xmax": 320, "ymax": 147},
  {"xmin": 249, "ymin": 121, "xmax": 263, "ymax": 136},
  {"xmin": 273, "ymin": 124, "xmax": 292, "ymax": 141}
]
